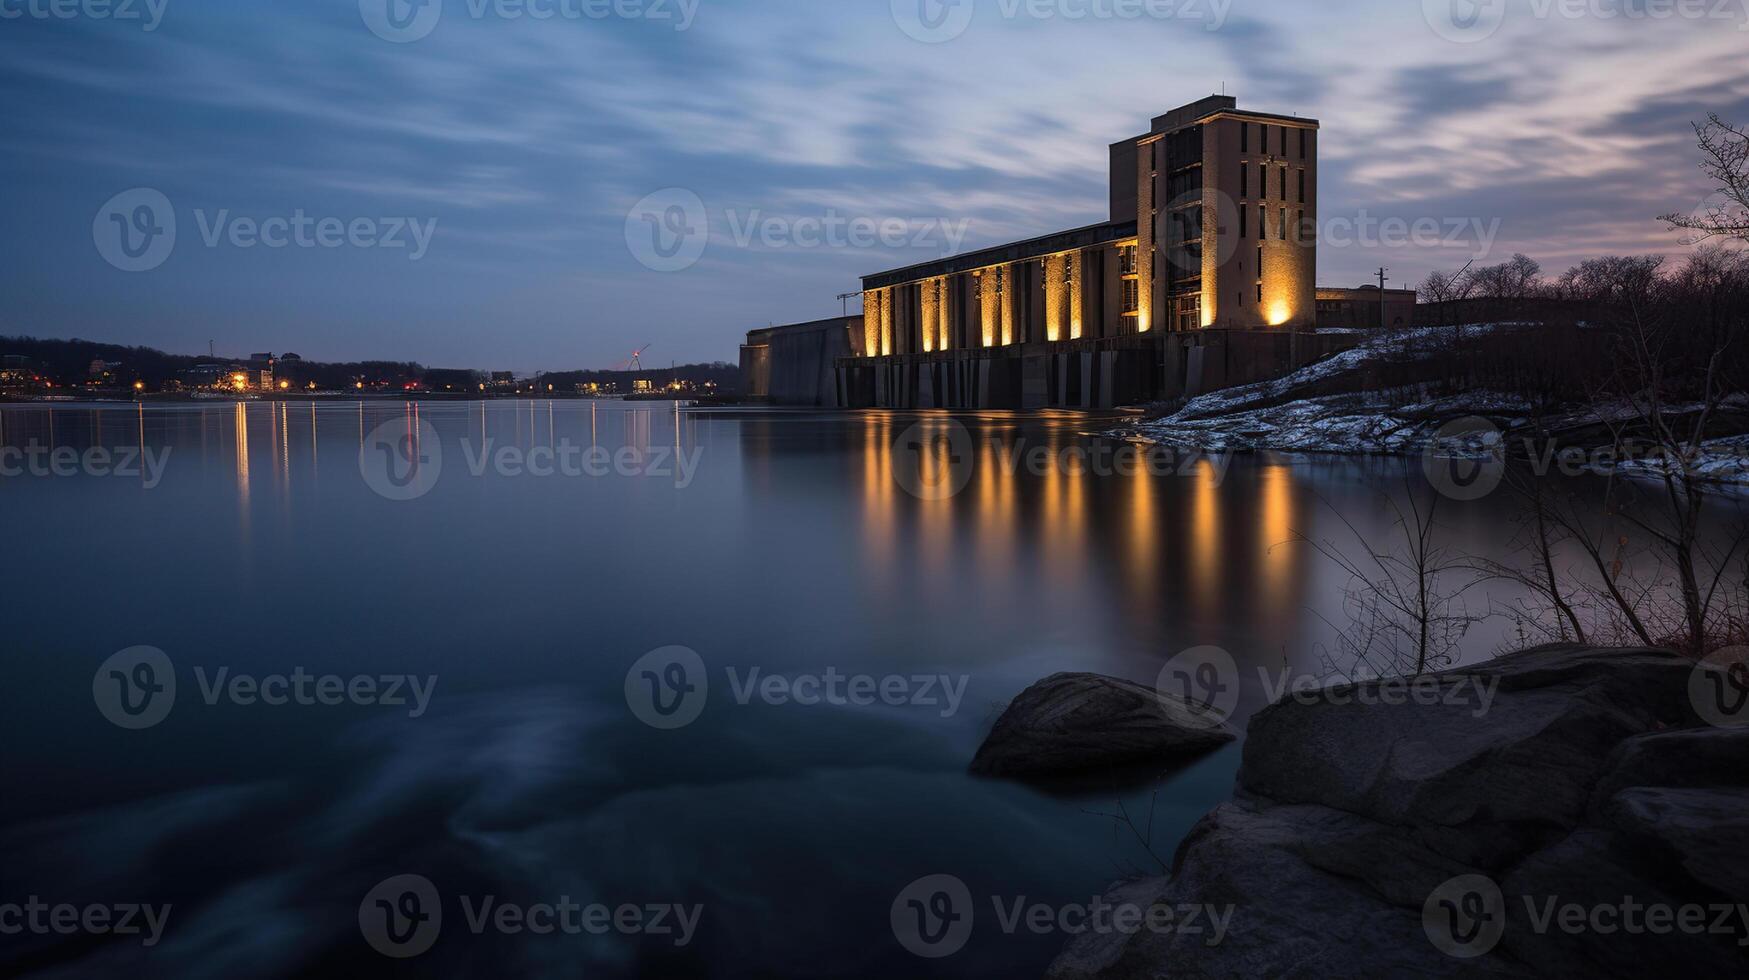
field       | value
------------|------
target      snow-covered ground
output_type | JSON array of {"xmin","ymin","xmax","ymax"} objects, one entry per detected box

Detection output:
[
  {"xmin": 1118, "ymin": 323, "xmax": 1529, "ymax": 454},
  {"xmin": 1115, "ymin": 324, "xmax": 1749, "ymax": 487},
  {"xmin": 1614, "ymin": 435, "xmax": 1749, "ymax": 485}
]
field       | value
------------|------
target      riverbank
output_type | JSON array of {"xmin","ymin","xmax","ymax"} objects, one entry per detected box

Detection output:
[
  {"xmin": 1111, "ymin": 324, "xmax": 1749, "ymax": 487},
  {"xmin": 1029, "ymin": 645, "xmax": 1747, "ymax": 977}
]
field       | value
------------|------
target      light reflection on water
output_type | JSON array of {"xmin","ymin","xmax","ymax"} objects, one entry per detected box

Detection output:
[{"xmin": 1, "ymin": 400, "xmax": 1740, "ymax": 978}]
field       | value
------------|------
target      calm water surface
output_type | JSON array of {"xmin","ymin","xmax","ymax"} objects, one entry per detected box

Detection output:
[{"xmin": 0, "ymin": 400, "xmax": 1726, "ymax": 978}]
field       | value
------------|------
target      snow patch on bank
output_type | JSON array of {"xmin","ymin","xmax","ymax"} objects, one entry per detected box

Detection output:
[{"xmin": 1116, "ymin": 323, "xmax": 1749, "ymax": 486}]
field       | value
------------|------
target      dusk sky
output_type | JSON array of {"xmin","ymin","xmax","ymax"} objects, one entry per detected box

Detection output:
[{"xmin": 3, "ymin": 0, "xmax": 1744, "ymax": 370}]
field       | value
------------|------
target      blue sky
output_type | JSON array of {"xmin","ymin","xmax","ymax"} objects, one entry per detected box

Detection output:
[{"xmin": 2, "ymin": 0, "xmax": 1744, "ymax": 370}]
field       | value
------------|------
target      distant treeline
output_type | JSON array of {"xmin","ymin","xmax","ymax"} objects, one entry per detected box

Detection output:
[
  {"xmin": 535, "ymin": 363, "xmax": 739, "ymax": 390},
  {"xmin": 0, "ymin": 335, "xmax": 738, "ymax": 391},
  {"xmin": 1396, "ymin": 247, "xmax": 1749, "ymax": 413}
]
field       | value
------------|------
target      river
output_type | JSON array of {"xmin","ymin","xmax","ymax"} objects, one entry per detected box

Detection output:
[{"xmin": 0, "ymin": 400, "xmax": 1738, "ymax": 977}]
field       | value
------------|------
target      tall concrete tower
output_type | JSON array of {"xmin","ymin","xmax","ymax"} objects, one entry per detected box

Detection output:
[{"xmin": 1110, "ymin": 96, "xmax": 1318, "ymax": 332}]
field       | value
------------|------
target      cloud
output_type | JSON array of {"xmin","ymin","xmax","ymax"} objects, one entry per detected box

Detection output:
[{"xmin": 0, "ymin": 0, "xmax": 1741, "ymax": 365}]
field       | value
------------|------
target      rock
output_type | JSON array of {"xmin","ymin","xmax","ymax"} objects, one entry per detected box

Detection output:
[
  {"xmin": 1598, "ymin": 785, "xmax": 1749, "ymax": 899},
  {"xmin": 1589, "ymin": 726, "xmax": 1749, "ymax": 803},
  {"xmin": 1237, "ymin": 645, "xmax": 1700, "ymax": 860},
  {"xmin": 1048, "ymin": 800, "xmax": 1517, "ymax": 980},
  {"xmin": 970, "ymin": 673, "xmax": 1236, "ymax": 780},
  {"xmin": 1493, "ymin": 827, "xmax": 1693, "ymax": 976},
  {"xmin": 1047, "ymin": 646, "xmax": 1749, "ymax": 978}
]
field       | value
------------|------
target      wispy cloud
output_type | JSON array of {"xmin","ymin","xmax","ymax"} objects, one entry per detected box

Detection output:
[{"xmin": 0, "ymin": 0, "xmax": 1740, "ymax": 367}]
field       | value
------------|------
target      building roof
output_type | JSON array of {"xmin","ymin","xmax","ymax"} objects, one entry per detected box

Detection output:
[
  {"xmin": 744, "ymin": 315, "xmax": 859, "ymax": 345},
  {"xmin": 1112, "ymin": 97, "xmax": 1319, "ymax": 148},
  {"xmin": 861, "ymin": 219, "xmax": 1137, "ymax": 291},
  {"xmin": 1317, "ymin": 285, "xmax": 1419, "ymax": 298}
]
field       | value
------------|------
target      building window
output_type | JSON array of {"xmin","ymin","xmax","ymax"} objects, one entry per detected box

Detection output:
[
  {"xmin": 1297, "ymin": 209, "xmax": 1305, "ymax": 243},
  {"xmin": 1280, "ymin": 208, "xmax": 1288, "ymax": 241},
  {"xmin": 1239, "ymin": 162, "xmax": 1248, "ymax": 198},
  {"xmin": 1118, "ymin": 244, "xmax": 1137, "ymax": 275},
  {"xmin": 1279, "ymin": 166, "xmax": 1288, "ymax": 199},
  {"xmin": 1121, "ymin": 278, "xmax": 1139, "ymax": 314},
  {"xmin": 1257, "ymin": 246, "xmax": 1263, "ymax": 273},
  {"xmin": 1240, "ymin": 122, "xmax": 1248, "ymax": 152},
  {"xmin": 1177, "ymin": 293, "xmax": 1201, "ymax": 331},
  {"xmin": 1300, "ymin": 128, "xmax": 1308, "ymax": 157},
  {"xmin": 1258, "ymin": 205, "xmax": 1267, "ymax": 240},
  {"xmin": 1238, "ymin": 204, "xmax": 1246, "ymax": 238},
  {"xmin": 1257, "ymin": 281, "xmax": 1263, "ymax": 303},
  {"xmin": 1298, "ymin": 169, "xmax": 1306, "ymax": 203}
]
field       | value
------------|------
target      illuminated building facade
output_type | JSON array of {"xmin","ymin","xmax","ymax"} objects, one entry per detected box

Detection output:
[{"xmin": 839, "ymin": 96, "xmax": 1339, "ymax": 409}]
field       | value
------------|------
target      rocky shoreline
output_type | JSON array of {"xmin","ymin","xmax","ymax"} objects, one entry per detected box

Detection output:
[{"xmin": 976, "ymin": 646, "xmax": 1748, "ymax": 977}]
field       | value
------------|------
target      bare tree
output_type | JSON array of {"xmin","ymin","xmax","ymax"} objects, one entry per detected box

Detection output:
[
  {"xmin": 1556, "ymin": 255, "xmax": 1665, "ymax": 306},
  {"xmin": 1419, "ymin": 266, "xmax": 1477, "ymax": 339},
  {"xmin": 1466, "ymin": 455, "xmax": 1591, "ymax": 647},
  {"xmin": 1660, "ymin": 114, "xmax": 1749, "ymax": 245},
  {"xmin": 1593, "ymin": 251, "xmax": 1749, "ymax": 654},
  {"xmin": 1296, "ymin": 482, "xmax": 1482, "ymax": 677}
]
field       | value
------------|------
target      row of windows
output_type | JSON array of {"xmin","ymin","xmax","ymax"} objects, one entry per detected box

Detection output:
[
  {"xmin": 1237, "ymin": 163, "xmax": 1307, "ymax": 203},
  {"xmin": 918, "ymin": 251, "xmax": 1146, "ymax": 334},
  {"xmin": 1239, "ymin": 121, "xmax": 1309, "ymax": 159},
  {"xmin": 1238, "ymin": 207, "xmax": 1308, "ymax": 242}
]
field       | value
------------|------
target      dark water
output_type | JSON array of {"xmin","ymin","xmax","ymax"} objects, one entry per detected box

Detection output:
[{"xmin": 0, "ymin": 401, "xmax": 1730, "ymax": 978}]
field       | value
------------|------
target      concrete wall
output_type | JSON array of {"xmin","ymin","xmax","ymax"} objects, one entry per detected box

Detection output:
[
  {"xmin": 741, "ymin": 316, "xmax": 858, "ymax": 406},
  {"xmin": 1200, "ymin": 114, "xmax": 1317, "ymax": 331},
  {"xmin": 839, "ymin": 346, "xmax": 1147, "ymax": 411},
  {"xmin": 1316, "ymin": 287, "xmax": 1419, "ymax": 330},
  {"xmin": 739, "ymin": 344, "xmax": 769, "ymax": 398}
]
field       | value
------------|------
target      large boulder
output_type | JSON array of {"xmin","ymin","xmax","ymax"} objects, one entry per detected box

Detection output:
[
  {"xmin": 1047, "ymin": 645, "xmax": 1748, "ymax": 978},
  {"xmin": 970, "ymin": 673, "xmax": 1236, "ymax": 780},
  {"xmin": 1046, "ymin": 801, "xmax": 1524, "ymax": 980}
]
